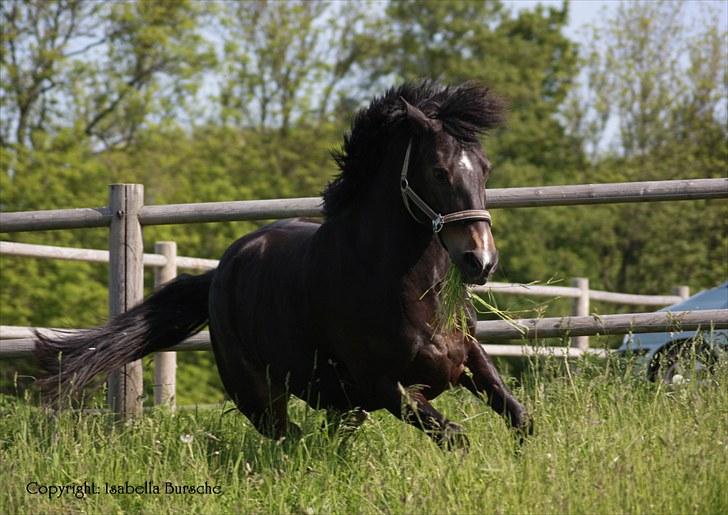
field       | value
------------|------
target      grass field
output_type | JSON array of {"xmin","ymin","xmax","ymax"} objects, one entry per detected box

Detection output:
[{"xmin": 1, "ymin": 355, "xmax": 726, "ymax": 514}]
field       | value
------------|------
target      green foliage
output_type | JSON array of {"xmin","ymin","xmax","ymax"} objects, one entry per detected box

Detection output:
[
  {"xmin": 357, "ymin": 0, "xmax": 585, "ymax": 175},
  {"xmin": 1, "ymin": 0, "xmax": 215, "ymax": 150},
  {"xmin": 556, "ymin": 0, "xmax": 728, "ymax": 294}
]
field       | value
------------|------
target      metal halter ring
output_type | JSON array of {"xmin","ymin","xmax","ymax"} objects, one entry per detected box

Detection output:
[{"xmin": 432, "ymin": 214, "xmax": 444, "ymax": 233}]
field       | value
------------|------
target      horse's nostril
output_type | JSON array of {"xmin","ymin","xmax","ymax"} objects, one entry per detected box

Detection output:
[{"xmin": 462, "ymin": 252, "xmax": 483, "ymax": 275}]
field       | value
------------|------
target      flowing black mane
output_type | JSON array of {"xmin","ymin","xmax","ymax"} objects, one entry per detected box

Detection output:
[{"xmin": 323, "ymin": 81, "xmax": 505, "ymax": 218}]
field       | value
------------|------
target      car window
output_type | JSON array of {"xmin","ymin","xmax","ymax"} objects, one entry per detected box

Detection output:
[{"xmin": 667, "ymin": 283, "xmax": 728, "ymax": 311}]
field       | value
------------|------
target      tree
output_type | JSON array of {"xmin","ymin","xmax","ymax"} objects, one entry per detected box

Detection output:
[
  {"xmin": 0, "ymin": 0, "xmax": 214, "ymax": 152},
  {"xmin": 561, "ymin": 0, "xmax": 727, "ymax": 294},
  {"xmin": 218, "ymin": 0, "xmax": 367, "ymax": 131},
  {"xmin": 356, "ymin": 0, "xmax": 584, "ymax": 179},
  {"xmin": 563, "ymin": 0, "xmax": 727, "ymax": 160}
]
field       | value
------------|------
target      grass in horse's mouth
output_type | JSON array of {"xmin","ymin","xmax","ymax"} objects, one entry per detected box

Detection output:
[
  {"xmin": 434, "ymin": 265, "xmax": 470, "ymax": 334},
  {"xmin": 434, "ymin": 265, "xmax": 524, "ymax": 336}
]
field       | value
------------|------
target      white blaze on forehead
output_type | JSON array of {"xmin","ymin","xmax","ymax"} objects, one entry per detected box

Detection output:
[{"xmin": 458, "ymin": 151, "xmax": 474, "ymax": 172}]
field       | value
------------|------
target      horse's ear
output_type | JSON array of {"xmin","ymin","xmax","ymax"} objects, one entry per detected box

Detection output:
[{"xmin": 400, "ymin": 97, "xmax": 441, "ymax": 133}]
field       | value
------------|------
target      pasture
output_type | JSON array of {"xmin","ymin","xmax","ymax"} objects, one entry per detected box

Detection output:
[{"xmin": 2, "ymin": 355, "xmax": 726, "ymax": 514}]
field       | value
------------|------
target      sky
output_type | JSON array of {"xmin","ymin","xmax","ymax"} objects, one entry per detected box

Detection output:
[{"xmin": 507, "ymin": 0, "xmax": 728, "ymax": 40}]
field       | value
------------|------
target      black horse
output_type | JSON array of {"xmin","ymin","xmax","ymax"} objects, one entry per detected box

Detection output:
[{"xmin": 36, "ymin": 82, "xmax": 532, "ymax": 449}]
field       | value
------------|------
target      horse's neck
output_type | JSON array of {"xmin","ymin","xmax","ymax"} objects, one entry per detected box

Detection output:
[{"xmin": 347, "ymin": 180, "xmax": 450, "ymax": 288}]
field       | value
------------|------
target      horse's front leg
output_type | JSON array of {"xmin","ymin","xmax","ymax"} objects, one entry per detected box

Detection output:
[
  {"xmin": 374, "ymin": 379, "xmax": 469, "ymax": 450},
  {"xmin": 324, "ymin": 407, "xmax": 369, "ymax": 437},
  {"xmin": 459, "ymin": 342, "xmax": 533, "ymax": 437}
]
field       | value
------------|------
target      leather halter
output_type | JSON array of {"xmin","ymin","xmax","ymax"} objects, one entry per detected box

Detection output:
[{"xmin": 399, "ymin": 139, "xmax": 492, "ymax": 233}]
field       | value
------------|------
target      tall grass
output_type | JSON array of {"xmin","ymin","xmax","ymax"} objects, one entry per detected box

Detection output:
[{"xmin": 2, "ymin": 355, "xmax": 727, "ymax": 514}]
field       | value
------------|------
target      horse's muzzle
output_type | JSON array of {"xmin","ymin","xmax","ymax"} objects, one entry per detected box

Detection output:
[{"xmin": 457, "ymin": 249, "xmax": 497, "ymax": 285}]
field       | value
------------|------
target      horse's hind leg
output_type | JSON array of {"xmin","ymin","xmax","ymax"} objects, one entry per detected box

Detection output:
[
  {"xmin": 459, "ymin": 343, "xmax": 533, "ymax": 436},
  {"xmin": 222, "ymin": 369, "xmax": 302, "ymax": 440},
  {"xmin": 246, "ymin": 383, "xmax": 301, "ymax": 441},
  {"xmin": 209, "ymin": 328, "xmax": 300, "ymax": 440}
]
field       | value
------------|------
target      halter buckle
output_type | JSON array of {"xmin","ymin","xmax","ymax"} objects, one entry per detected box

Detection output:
[{"xmin": 432, "ymin": 214, "xmax": 444, "ymax": 233}]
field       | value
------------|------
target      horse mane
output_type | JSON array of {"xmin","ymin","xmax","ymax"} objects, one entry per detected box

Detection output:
[{"xmin": 322, "ymin": 81, "xmax": 506, "ymax": 218}]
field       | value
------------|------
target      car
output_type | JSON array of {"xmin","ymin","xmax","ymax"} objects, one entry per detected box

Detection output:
[{"xmin": 617, "ymin": 281, "xmax": 728, "ymax": 384}]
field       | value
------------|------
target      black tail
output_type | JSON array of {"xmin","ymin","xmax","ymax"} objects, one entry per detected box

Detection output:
[{"xmin": 35, "ymin": 270, "xmax": 215, "ymax": 397}]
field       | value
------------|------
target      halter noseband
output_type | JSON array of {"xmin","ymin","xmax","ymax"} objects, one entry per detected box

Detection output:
[{"xmin": 399, "ymin": 139, "xmax": 492, "ymax": 233}]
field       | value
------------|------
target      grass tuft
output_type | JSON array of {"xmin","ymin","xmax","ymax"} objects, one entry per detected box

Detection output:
[
  {"xmin": 432, "ymin": 265, "xmax": 526, "ymax": 336},
  {"xmin": 433, "ymin": 265, "xmax": 470, "ymax": 334}
]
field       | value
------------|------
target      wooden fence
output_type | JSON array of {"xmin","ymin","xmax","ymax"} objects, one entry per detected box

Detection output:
[{"xmin": 1, "ymin": 178, "xmax": 727, "ymax": 416}]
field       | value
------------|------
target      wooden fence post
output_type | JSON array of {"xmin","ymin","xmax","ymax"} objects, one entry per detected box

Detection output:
[
  {"xmin": 154, "ymin": 241, "xmax": 177, "ymax": 409},
  {"xmin": 673, "ymin": 285, "xmax": 690, "ymax": 300},
  {"xmin": 571, "ymin": 277, "xmax": 590, "ymax": 350},
  {"xmin": 107, "ymin": 184, "xmax": 145, "ymax": 418}
]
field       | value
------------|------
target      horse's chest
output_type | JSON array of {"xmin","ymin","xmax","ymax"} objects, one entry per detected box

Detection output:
[{"xmin": 403, "ymin": 333, "xmax": 468, "ymax": 398}]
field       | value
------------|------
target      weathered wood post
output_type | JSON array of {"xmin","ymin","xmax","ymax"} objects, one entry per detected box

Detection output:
[
  {"xmin": 571, "ymin": 277, "xmax": 590, "ymax": 350},
  {"xmin": 154, "ymin": 241, "xmax": 177, "ymax": 409},
  {"xmin": 107, "ymin": 184, "xmax": 145, "ymax": 418},
  {"xmin": 673, "ymin": 285, "xmax": 690, "ymax": 300}
]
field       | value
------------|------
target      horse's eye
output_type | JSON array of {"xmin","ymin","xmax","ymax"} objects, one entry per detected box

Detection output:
[{"xmin": 433, "ymin": 167, "xmax": 448, "ymax": 183}]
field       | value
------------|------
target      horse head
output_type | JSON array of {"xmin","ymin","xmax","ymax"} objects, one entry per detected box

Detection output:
[{"xmin": 399, "ymin": 87, "xmax": 503, "ymax": 285}]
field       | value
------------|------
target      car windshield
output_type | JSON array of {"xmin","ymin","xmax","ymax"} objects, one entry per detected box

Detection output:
[{"xmin": 663, "ymin": 282, "xmax": 728, "ymax": 312}]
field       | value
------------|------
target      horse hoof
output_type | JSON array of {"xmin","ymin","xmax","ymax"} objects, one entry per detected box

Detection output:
[
  {"xmin": 276, "ymin": 423, "xmax": 303, "ymax": 443},
  {"xmin": 513, "ymin": 414, "xmax": 534, "ymax": 445},
  {"xmin": 437, "ymin": 422, "xmax": 470, "ymax": 451}
]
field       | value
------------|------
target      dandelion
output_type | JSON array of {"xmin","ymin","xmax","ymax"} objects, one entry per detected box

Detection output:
[
  {"xmin": 672, "ymin": 374, "xmax": 685, "ymax": 385},
  {"xmin": 180, "ymin": 433, "xmax": 194, "ymax": 459}
]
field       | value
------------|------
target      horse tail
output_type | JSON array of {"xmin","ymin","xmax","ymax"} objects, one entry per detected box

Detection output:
[{"xmin": 34, "ymin": 269, "xmax": 215, "ymax": 398}]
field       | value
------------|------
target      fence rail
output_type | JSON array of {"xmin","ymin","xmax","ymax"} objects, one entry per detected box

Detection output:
[
  {"xmin": 3, "ymin": 309, "xmax": 727, "ymax": 359},
  {"xmin": 1, "ymin": 178, "xmax": 726, "ymax": 232},
  {"xmin": 0, "ymin": 242, "xmax": 689, "ymax": 305},
  {"xmin": 470, "ymin": 282, "xmax": 685, "ymax": 306},
  {"xmin": 0, "ymin": 241, "xmax": 217, "ymax": 270}
]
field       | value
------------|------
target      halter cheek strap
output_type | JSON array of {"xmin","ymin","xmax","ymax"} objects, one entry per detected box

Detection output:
[{"xmin": 399, "ymin": 139, "xmax": 492, "ymax": 233}]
